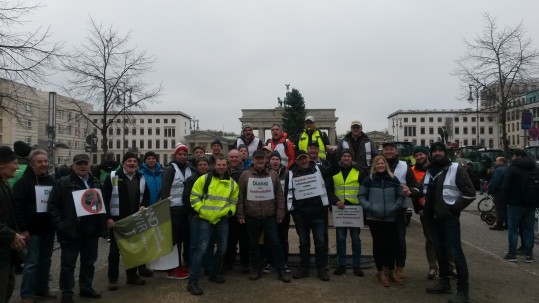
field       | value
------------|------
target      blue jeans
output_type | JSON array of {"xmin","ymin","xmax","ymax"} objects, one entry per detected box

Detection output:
[
  {"xmin": 336, "ymin": 227, "xmax": 361, "ymax": 268},
  {"xmin": 507, "ymin": 205, "xmax": 535, "ymax": 257},
  {"xmin": 293, "ymin": 214, "xmax": 327, "ymax": 270},
  {"xmin": 59, "ymin": 235, "xmax": 99, "ymax": 297},
  {"xmin": 428, "ymin": 214, "xmax": 469, "ymax": 295},
  {"xmin": 20, "ymin": 233, "xmax": 55, "ymax": 298},
  {"xmin": 245, "ymin": 216, "xmax": 286, "ymax": 270},
  {"xmin": 188, "ymin": 218, "xmax": 228, "ymax": 284}
]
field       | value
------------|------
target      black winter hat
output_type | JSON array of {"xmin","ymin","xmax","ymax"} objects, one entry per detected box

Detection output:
[
  {"xmin": 340, "ymin": 148, "xmax": 353, "ymax": 159},
  {"xmin": 122, "ymin": 152, "xmax": 139, "ymax": 163},
  {"xmin": 0, "ymin": 146, "xmax": 17, "ymax": 164},
  {"xmin": 412, "ymin": 146, "xmax": 429, "ymax": 156},
  {"xmin": 211, "ymin": 139, "xmax": 223, "ymax": 148},
  {"xmin": 14, "ymin": 141, "xmax": 31, "ymax": 158},
  {"xmin": 143, "ymin": 151, "xmax": 157, "ymax": 162},
  {"xmin": 269, "ymin": 151, "xmax": 281, "ymax": 160},
  {"xmin": 429, "ymin": 142, "xmax": 447, "ymax": 156}
]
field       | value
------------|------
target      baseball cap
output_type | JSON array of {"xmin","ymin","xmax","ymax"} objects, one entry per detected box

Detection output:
[
  {"xmin": 296, "ymin": 150, "xmax": 308, "ymax": 159},
  {"xmin": 305, "ymin": 115, "xmax": 315, "ymax": 123},
  {"xmin": 252, "ymin": 150, "xmax": 266, "ymax": 158},
  {"xmin": 73, "ymin": 154, "xmax": 90, "ymax": 164},
  {"xmin": 382, "ymin": 141, "xmax": 397, "ymax": 148}
]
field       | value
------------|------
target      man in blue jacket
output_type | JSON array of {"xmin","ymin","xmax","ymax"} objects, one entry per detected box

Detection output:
[{"xmin": 139, "ymin": 151, "xmax": 163, "ymax": 206}]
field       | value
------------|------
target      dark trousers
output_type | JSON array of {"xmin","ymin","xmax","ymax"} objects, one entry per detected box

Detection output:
[
  {"xmin": 368, "ymin": 220, "xmax": 397, "ymax": 271},
  {"xmin": 224, "ymin": 216, "xmax": 250, "ymax": 268},
  {"xmin": 493, "ymin": 194, "xmax": 507, "ymax": 228},
  {"xmin": 20, "ymin": 233, "xmax": 55, "ymax": 298},
  {"xmin": 395, "ymin": 208, "xmax": 407, "ymax": 267},
  {"xmin": 0, "ymin": 262, "xmax": 15, "ymax": 303},
  {"xmin": 59, "ymin": 235, "xmax": 99, "ymax": 297},
  {"xmin": 108, "ymin": 231, "xmax": 138, "ymax": 282},
  {"xmin": 293, "ymin": 213, "xmax": 327, "ymax": 270},
  {"xmin": 419, "ymin": 215, "xmax": 438, "ymax": 269},
  {"xmin": 428, "ymin": 214, "xmax": 469, "ymax": 295},
  {"xmin": 265, "ymin": 213, "xmax": 290, "ymax": 265},
  {"xmin": 171, "ymin": 212, "xmax": 190, "ymax": 267},
  {"xmin": 246, "ymin": 216, "xmax": 286, "ymax": 271}
]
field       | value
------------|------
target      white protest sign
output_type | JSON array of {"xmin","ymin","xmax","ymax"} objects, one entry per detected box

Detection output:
[
  {"xmin": 246, "ymin": 177, "xmax": 274, "ymax": 201},
  {"xmin": 35, "ymin": 186, "xmax": 53, "ymax": 213},
  {"xmin": 293, "ymin": 174, "xmax": 323, "ymax": 200},
  {"xmin": 332, "ymin": 205, "xmax": 364, "ymax": 228},
  {"xmin": 148, "ymin": 244, "xmax": 179, "ymax": 270},
  {"xmin": 72, "ymin": 189, "xmax": 106, "ymax": 217}
]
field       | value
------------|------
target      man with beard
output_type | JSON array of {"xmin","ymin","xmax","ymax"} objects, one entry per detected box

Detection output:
[
  {"xmin": 381, "ymin": 142, "xmax": 416, "ymax": 280},
  {"xmin": 232, "ymin": 124, "xmax": 263, "ymax": 157},
  {"xmin": 265, "ymin": 123, "xmax": 295, "ymax": 169},
  {"xmin": 337, "ymin": 120, "xmax": 377, "ymax": 176},
  {"xmin": 297, "ymin": 116, "xmax": 330, "ymax": 160},
  {"xmin": 411, "ymin": 142, "xmax": 475, "ymax": 303}
]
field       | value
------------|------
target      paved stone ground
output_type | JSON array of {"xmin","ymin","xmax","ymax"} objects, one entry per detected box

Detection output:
[{"xmin": 9, "ymin": 193, "xmax": 539, "ymax": 303}]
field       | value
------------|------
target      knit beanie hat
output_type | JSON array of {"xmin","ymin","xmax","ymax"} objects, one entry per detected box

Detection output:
[
  {"xmin": 340, "ymin": 149, "xmax": 353, "ymax": 159},
  {"xmin": 429, "ymin": 142, "xmax": 447, "ymax": 156},
  {"xmin": 14, "ymin": 141, "xmax": 31, "ymax": 158},
  {"xmin": 122, "ymin": 151, "xmax": 139, "ymax": 163},
  {"xmin": 237, "ymin": 144, "xmax": 247, "ymax": 151},
  {"xmin": 193, "ymin": 146, "xmax": 206, "ymax": 154},
  {"xmin": 412, "ymin": 146, "xmax": 429, "ymax": 156},
  {"xmin": 211, "ymin": 139, "xmax": 223, "ymax": 148},
  {"xmin": 143, "ymin": 151, "xmax": 157, "ymax": 161},
  {"xmin": 0, "ymin": 146, "xmax": 17, "ymax": 164},
  {"xmin": 174, "ymin": 143, "xmax": 188, "ymax": 155},
  {"xmin": 269, "ymin": 151, "xmax": 281, "ymax": 160}
]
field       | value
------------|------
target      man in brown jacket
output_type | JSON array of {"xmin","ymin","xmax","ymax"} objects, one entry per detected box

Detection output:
[{"xmin": 237, "ymin": 150, "xmax": 290, "ymax": 283}]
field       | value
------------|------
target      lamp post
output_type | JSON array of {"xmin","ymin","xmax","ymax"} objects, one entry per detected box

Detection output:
[
  {"xmin": 48, "ymin": 92, "xmax": 57, "ymax": 171},
  {"xmin": 190, "ymin": 116, "xmax": 199, "ymax": 148},
  {"xmin": 468, "ymin": 84, "xmax": 480, "ymax": 146},
  {"xmin": 392, "ymin": 118, "xmax": 402, "ymax": 141},
  {"xmin": 115, "ymin": 84, "xmax": 133, "ymax": 155}
]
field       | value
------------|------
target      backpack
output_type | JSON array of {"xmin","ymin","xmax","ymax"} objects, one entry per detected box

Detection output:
[{"xmin": 524, "ymin": 168, "xmax": 539, "ymax": 194}]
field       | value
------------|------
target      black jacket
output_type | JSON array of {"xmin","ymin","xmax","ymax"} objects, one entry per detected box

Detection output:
[
  {"xmin": 503, "ymin": 157, "xmax": 539, "ymax": 209},
  {"xmin": 103, "ymin": 168, "xmax": 150, "ymax": 220},
  {"xmin": 0, "ymin": 178, "xmax": 17, "ymax": 267},
  {"xmin": 13, "ymin": 166, "xmax": 56, "ymax": 235},
  {"xmin": 48, "ymin": 173, "xmax": 108, "ymax": 242}
]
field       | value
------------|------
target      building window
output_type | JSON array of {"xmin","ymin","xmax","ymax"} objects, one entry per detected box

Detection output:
[
  {"xmin": 26, "ymin": 119, "xmax": 32, "ymax": 129},
  {"xmin": 420, "ymin": 139, "xmax": 426, "ymax": 146},
  {"xmin": 403, "ymin": 118, "xmax": 408, "ymax": 122},
  {"xmin": 463, "ymin": 127, "xmax": 468, "ymax": 134},
  {"xmin": 429, "ymin": 127, "xmax": 434, "ymax": 135},
  {"xmin": 124, "ymin": 140, "xmax": 128, "ymax": 149},
  {"xmin": 148, "ymin": 119, "xmax": 152, "ymax": 123},
  {"xmin": 140, "ymin": 128, "xmax": 144, "ymax": 135},
  {"xmin": 156, "ymin": 139, "xmax": 160, "ymax": 149},
  {"xmin": 463, "ymin": 117, "xmax": 468, "ymax": 122},
  {"xmin": 163, "ymin": 139, "xmax": 168, "ymax": 149},
  {"xmin": 455, "ymin": 117, "xmax": 459, "ymax": 122},
  {"xmin": 472, "ymin": 127, "xmax": 476, "ymax": 135},
  {"xmin": 489, "ymin": 139, "xmax": 494, "ymax": 148},
  {"xmin": 480, "ymin": 127, "xmax": 484, "ymax": 134},
  {"xmin": 24, "ymin": 136, "xmax": 31, "ymax": 144},
  {"xmin": 132, "ymin": 140, "xmax": 136, "ymax": 149},
  {"xmin": 472, "ymin": 139, "xmax": 477, "ymax": 146},
  {"xmin": 480, "ymin": 117, "xmax": 484, "ymax": 122},
  {"xmin": 420, "ymin": 117, "xmax": 425, "ymax": 123},
  {"xmin": 108, "ymin": 139, "xmax": 112, "ymax": 149},
  {"xmin": 116, "ymin": 140, "xmax": 121, "ymax": 149},
  {"xmin": 429, "ymin": 117, "xmax": 433, "ymax": 122},
  {"xmin": 148, "ymin": 128, "xmax": 152, "ymax": 135},
  {"xmin": 116, "ymin": 128, "xmax": 121, "ymax": 135},
  {"xmin": 67, "ymin": 126, "xmax": 72, "ymax": 135},
  {"xmin": 437, "ymin": 117, "xmax": 442, "ymax": 122},
  {"xmin": 156, "ymin": 128, "xmax": 160, "ymax": 136},
  {"xmin": 140, "ymin": 140, "xmax": 144, "ymax": 149},
  {"xmin": 412, "ymin": 118, "xmax": 416, "ymax": 123},
  {"xmin": 25, "ymin": 103, "xmax": 32, "ymax": 113},
  {"xmin": 140, "ymin": 119, "xmax": 144, "ymax": 124},
  {"xmin": 171, "ymin": 139, "xmax": 176, "ymax": 147},
  {"xmin": 148, "ymin": 140, "xmax": 152, "ymax": 149},
  {"xmin": 132, "ymin": 128, "xmax": 136, "ymax": 135},
  {"xmin": 172, "ymin": 119, "xmax": 176, "ymax": 123},
  {"xmin": 156, "ymin": 119, "xmax": 160, "ymax": 123},
  {"xmin": 93, "ymin": 119, "xmax": 98, "ymax": 123},
  {"xmin": 420, "ymin": 127, "xmax": 425, "ymax": 135},
  {"xmin": 464, "ymin": 139, "xmax": 468, "ymax": 145},
  {"xmin": 454, "ymin": 127, "xmax": 460, "ymax": 135},
  {"xmin": 488, "ymin": 127, "xmax": 493, "ymax": 134},
  {"xmin": 164, "ymin": 119, "xmax": 168, "ymax": 123},
  {"xmin": 124, "ymin": 128, "xmax": 128, "ymax": 135},
  {"xmin": 164, "ymin": 127, "xmax": 175, "ymax": 137},
  {"xmin": 471, "ymin": 117, "xmax": 476, "ymax": 122},
  {"xmin": 109, "ymin": 128, "xmax": 113, "ymax": 135},
  {"xmin": 488, "ymin": 116, "xmax": 494, "ymax": 122}
]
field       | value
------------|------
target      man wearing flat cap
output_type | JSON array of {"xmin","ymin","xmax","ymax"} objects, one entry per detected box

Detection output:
[
  {"xmin": 337, "ymin": 120, "xmax": 377, "ymax": 177},
  {"xmin": 103, "ymin": 152, "xmax": 150, "ymax": 290},
  {"xmin": 48, "ymin": 154, "xmax": 107, "ymax": 303},
  {"xmin": 297, "ymin": 116, "xmax": 330, "ymax": 160},
  {"xmin": 232, "ymin": 123, "xmax": 264, "ymax": 157}
]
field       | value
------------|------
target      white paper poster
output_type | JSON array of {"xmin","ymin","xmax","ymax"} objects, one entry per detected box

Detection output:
[
  {"xmin": 148, "ymin": 244, "xmax": 179, "ymax": 270},
  {"xmin": 72, "ymin": 189, "xmax": 106, "ymax": 217},
  {"xmin": 35, "ymin": 186, "xmax": 53, "ymax": 213},
  {"xmin": 292, "ymin": 174, "xmax": 323, "ymax": 200},
  {"xmin": 332, "ymin": 205, "xmax": 364, "ymax": 228},
  {"xmin": 246, "ymin": 177, "xmax": 274, "ymax": 201}
]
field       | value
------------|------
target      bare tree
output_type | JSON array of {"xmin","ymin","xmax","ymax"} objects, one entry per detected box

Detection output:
[
  {"xmin": 0, "ymin": 0, "xmax": 61, "ymax": 119},
  {"xmin": 454, "ymin": 13, "xmax": 539, "ymax": 154},
  {"xmin": 61, "ymin": 17, "xmax": 161, "ymax": 155}
]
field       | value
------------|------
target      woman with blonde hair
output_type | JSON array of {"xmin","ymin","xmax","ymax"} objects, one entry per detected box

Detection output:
[{"xmin": 358, "ymin": 155, "xmax": 404, "ymax": 287}]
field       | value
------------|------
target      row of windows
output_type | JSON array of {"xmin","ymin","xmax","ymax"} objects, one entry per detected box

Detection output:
[
  {"xmin": 410, "ymin": 138, "xmax": 495, "ymax": 148},
  {"xmin": 99, "ymin": 127, "xmax": 177, "ymax": 137},
  {"xmin": 400, "ymin": 115, "xmax": 493, "ymax": 124},
  {"xmin": 106, "ymin": 139, "xmax": 177, "ymax": 150},
  {"xmin": 94, "ymin": 118, "xmax": 177, "ymax": 124},
  {"xmin": 404, "ymin": 126, "xmax": 494, "ymax": 136}
]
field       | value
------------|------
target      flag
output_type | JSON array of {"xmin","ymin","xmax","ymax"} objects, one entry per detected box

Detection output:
[{"xmin": 113, "ymin": 198, "xmax": 173, "ymax": 269}]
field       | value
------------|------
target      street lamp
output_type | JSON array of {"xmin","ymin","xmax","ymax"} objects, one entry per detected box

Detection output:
[
  {"xmin": 392, "ymin": 118, "xmax": 402, "ymax": 141},
  {"xmin": 190, "ymin": 116, "xmax": 199, "ymax": 148},
  {"xmin": 468, "ymin": 84, "xmax": 480, "ymax": 146},
  {"xmin": 115, "ymin": 84, "xmax": 133, "ymax": 155},
  {"xmin": 48, "ymin": 92, "xmax": 57, "ymax": 170}
]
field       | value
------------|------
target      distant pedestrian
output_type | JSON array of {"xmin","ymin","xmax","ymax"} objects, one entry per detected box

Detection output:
[{"xmin": 487, "ymin": 157, "xmax": 508, "ymax": 230}]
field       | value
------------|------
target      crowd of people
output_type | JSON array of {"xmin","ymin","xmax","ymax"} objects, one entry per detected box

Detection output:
[{"xmin": 1, "ymin": 116, "xmax": 538, "ymax": 303}]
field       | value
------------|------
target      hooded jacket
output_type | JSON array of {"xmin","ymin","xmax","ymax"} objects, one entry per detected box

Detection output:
[
  {"xmin": 502, "ymin": 157, "xmax": 539, "ymax": 208},
  {"xmin": 139, "ymin": 162, "xmax": 163, "ymax": 205},
  {"xmin": 266, "ymin": 131, "xmax": 296, "ymax": 168},
  {"xmin": 338, "ymin": 132, "xmax": 377, "ymax": 174},
  {"xmin": 13, "ymin": 166, "xmax": 56, "ymax": 235}
]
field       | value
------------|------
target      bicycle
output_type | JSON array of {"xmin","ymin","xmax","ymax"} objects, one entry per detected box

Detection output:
[{"xmin": 477, "ymin": 193, "xmax": 495, "ymax": 213}]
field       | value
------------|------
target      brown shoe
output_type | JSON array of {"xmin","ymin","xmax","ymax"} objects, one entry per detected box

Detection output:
[
  {"xmin": 377, "ymin": 271, "xmax": 390, "ymax": 287},
  {"xmin": 21, "ymin": 298, "xmax": 34, "ymax": 303},
  {"xmin": 395, "ymin": 266, "xmax": 405, "ymax": 279},
  {"xmin": 390, "ymin": 270, "xmax": 404, "ymax": 285}
]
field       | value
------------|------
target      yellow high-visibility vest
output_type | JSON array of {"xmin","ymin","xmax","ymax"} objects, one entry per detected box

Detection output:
[{"xmin": 332, "ymin": 168, "xmax": 360, "ymax": 204}]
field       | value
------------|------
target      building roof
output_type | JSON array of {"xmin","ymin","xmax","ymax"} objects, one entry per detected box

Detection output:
[{"xmin": 90, "ymin": 111, "xmax": 191, "ymax": 119}]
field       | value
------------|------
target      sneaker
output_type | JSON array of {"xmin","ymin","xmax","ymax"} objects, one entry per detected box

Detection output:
[
  {"xmin": 263, "ymin": 264, "xmax": 274, "ymax": 274},
  {"xmin": 126, "ymin": 276, "xmax": 145, "ymax": 286},
  {"xmin": 167, "ymin": 267, "xmax": 189, "ymax": 280},
  {"xmin": 277, "ymin": 270, "xmax": 291, "ymax": 283},
  {"xmin": 448, "ymin": 292, "xmax": 470, "ymax": 303},
  {"xmin": 317, "ymin": 269, "xmax": 330, "ymax": 281},
  {"xmin": 525, "ymin": 256, "xmax": 535, "ymax": 263},
  {"xmin": 187, "ymin": 283, "xmax": 203, "ymax": 296},
  {"xmin": 209, "ymin": 273, "xmax": 225, "ymax": 284},
  {"xmin": 284, "ymin": 264, "xmax": 291, "ymax": 273},
  {"xmin": 503, "ymin": 254, "xmax": 517, "ymax": 262},
  {"xmin": 249, "ymin": 269, "xmax": 262, "ymax": 281},
  {"xmin": 448, "ymin": 269, "xmax": 458, "ymax": 280},
  {"xmin": 79, "ymin": 289, "xmax": 102, "ymax": 299},
  {"xmin": 33, "ymin": 291, "xmax": 58, "ymax": 300},
  {"xmin": 353, "ymin": 268, "xmax": 364, "ymax": 277},
  {"xmin": 427, "ymin": 268, "xmax": 438, "ymax": 280},
  {"xmin": 138, "ymin": 266, "xmax": 153, "ymax": 277},
  {"xmin": 293, "ymin": 267, "xmax": 309, "ymax": 279},
  {"xmin": 333, "ymin": 266, "xmax": 346, "ymax": 275},
  {"xmin": 107, "ymin": 280, "xmax": 119, "ymax": 291},
  {"xmin": 426, "ymin": 280, "xmax": 452, "ymax": 294}
]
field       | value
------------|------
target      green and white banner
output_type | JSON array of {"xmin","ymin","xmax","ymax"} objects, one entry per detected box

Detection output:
[{"xmin": 113, "ymin": 198, "xmax": 173, "ymax": 269}]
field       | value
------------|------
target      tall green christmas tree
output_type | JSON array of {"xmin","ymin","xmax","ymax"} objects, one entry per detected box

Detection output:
[{"xmin": 282, "ymin": 88, "xmax": 306, "ymax": 144}]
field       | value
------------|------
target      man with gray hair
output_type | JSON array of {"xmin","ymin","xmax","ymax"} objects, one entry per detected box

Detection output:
[
  {"xmin": 232, "ymin": 123, "xmax": 263, "ymax": 157},
  {"xmin": 13, "ymin": 150, "xmax": 58, "ymax": 302}
]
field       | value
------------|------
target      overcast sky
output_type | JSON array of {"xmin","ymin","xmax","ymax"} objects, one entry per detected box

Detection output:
[{"xmin": 29, "ymin": 0, "xmax": 539, "ymax": 135}]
